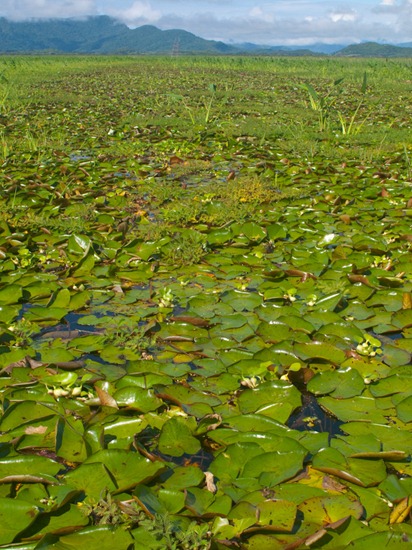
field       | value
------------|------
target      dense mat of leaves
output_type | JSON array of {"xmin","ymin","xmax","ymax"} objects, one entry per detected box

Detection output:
[{"xmin": 0, "ymin": 56, "xmax": 411, "ymax": 548}]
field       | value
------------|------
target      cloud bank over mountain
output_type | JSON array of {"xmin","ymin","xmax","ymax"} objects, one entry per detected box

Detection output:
[{"xmin": 1, "ymin": 1, "xmax": 411, "ymax": 45}]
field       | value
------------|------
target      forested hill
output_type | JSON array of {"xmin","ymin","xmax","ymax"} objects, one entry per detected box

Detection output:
[
  {"xmin": 0, "ymin": 16, "xmax": 411, "ymax": 56},
  {"xmin": 335, "ymin": 41, "xmax": 412, "ymax": 57},
  {"xmin": 0, "ymin": 16, "xmax": 237, "ymax": 54}
]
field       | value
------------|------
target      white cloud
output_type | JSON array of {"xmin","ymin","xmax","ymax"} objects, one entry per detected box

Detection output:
[
  {"xmin": 249, "ymin": 7, "xmax": 264, "ymax": 18},
  {"xmin": 0, "ymin": 0, "xmax": 96, "ymax": 20},
  {"xmin": 248, "ymin": 6, "xmax": 274, "ymax": 23},
  {"xmin": 329, "ymin": 9, "xmax": 357, "ymax": 23},
  {"xmin": 106, "ymin": 1, "xmax": 161, "ymax": 26}
]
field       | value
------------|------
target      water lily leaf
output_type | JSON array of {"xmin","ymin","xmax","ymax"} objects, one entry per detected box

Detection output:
[
  {"xmin": 185, "ymin": 487, "xmax": 216, "ymax": 516},
  {"xmin": 67, "ymin": 234, "xmax": 91, "ymax": 256},
  {"xmin": 99, "ymin": 343, "xmax": 139, "ymax": 364},
  {"xmin": 162, "ymin": 465, "xmax": 204, "ymax": 490},
  {"xmin": 379, "ymin": 474, "xmax": 412, "ymax": 502},
  {"xmin": 47, "ymin": 525, "xmax": 134, "ymax": 550},
  {"xmin": 238, "ymin": 381, "xmax": 301, "ymax": 423},
  {"xmin": 0, "ymin": 285, "xmax": 23, "ymax": 304},
  {"xmin": 369, "ymin": 374, "xmax": 412, "ymax": 397},
  {"xmin": 0, "ymin": 305, "xmax": 19, "ymax": 324},
  {"xmin": 315, "ymin": 322, "xmax": 364, "ymax": 343},
  {"xmin": 236, "ymin": 499, "xmax": 298, "ymax": 533},
  {"xmin": 136, "ymin": 240, "xmax": 168, "ymax": 261},
  {"xmin": 56, "ymin": 417, "xmax": 87, "ymax": 463},
  {"xmin": 0, "ymin": 498, "xmax": 39, "ymax": 545},
  {"xmin": 207, "ymin": 228, "xmax": 233, "ymax": 245},
  {"xmin": 156, "ymin": 384, "xmax": 221, "ymax": 408},
  {"xmin": 25, "ymin": 306, "xmax": 68, "ymax": 322},
  {"xmin": 253, "ymin": 345, "xmax": 300, "ymax": 366},
  {"xmin": 208, "ymin": 431, "xmax": 303, "ymax": 451},
  {"xmin": 392, "ymin": 309, "xmax": 412, "ymax": 329},
  {"xmin": 223, "ymin": 502, "xmax": 259, "ymax": 535},
  {"xmin": 346, "ymin": 529, "xmax": 412, "ymax": 549},
  {"xmin": 312, "ymin": 293, "xmax": 343, "ymax": 312},
  {"xmin": 36, "ymin": 503, "xmax": 89, "ymax": 536},
  {"xmin": 83, "ymin": 450, "xmax": 165, "ymax": 492},
  {"xmin": 331, "ymin": 433, "xmax": 381, "ymax": 457},
  {"xmin": 71, "ymin": 252, "xmax": 96, "ymax": 278},
  {"xmin": 343, "ymin": 422, "xmax": 412, "ymax": 454},
  {"xmin": 307, "ymin": 368, "xmax": 364, "ymax": 398},
  {"xmin": 69, "ymin": 290, "xmax": 91, "ymax": 311},
  {"xmin": 158, "ymin": 417, "xmax": 200, "ymax": 457},
  {"xmin": 210, "ymin": 443, "xmax": 263, "ymax": 482},
  {"xmin": 64, "ymin": 463, "xmax": 117, "ymax": 498},
  {"xmin": 313, "ymin": 447, "xmax": 387, "ymax": 487},
  {"xmin": 243, "ymin": 450, "xmax": 306, "ymax": 487},
  {"xmin": 381, "ymin": 345, "xmax": 411, "ymax": 367},
  {"xmin": 134, "ymin": 485, "xmax": 185, "ymax": 515},
  {"xmin": 49, "ymin": 289, "xmax": 71, "ymax": 309},
  {"xmin": 319, "ymin": 396, "xmax": 388, "ymax": 423},
  {"xmin": 225, "ymin": 414, "xmax": 292, "ymax": 435},
  {"xmin": 113, "ymin": 387, "xmax": 163, "ymax": 412},
  {"xmin": 294, "ymin": 341, "xmax": 346, "ymax": 365},
  {"xmin": 39, "ymin": 349, "xmax": 78, "ymax": 367},
  {"xmin": 298, "ymin": 494, "xmax": 363, "ymax": 526},
  {"xmin": 396, "ymin": 395, "xmax": 412, "ymax": 423},
  {"xmin": 103, "ymin": 417, "xmax": 146, "ymax": 440},
  {"xmin": 131, "ymin": 526, "xmax": 165, "ymax": 549},
  {"xmin": 0, "ymin": 402, "xmax": 57, "ymax": 432},
  {"xmin": 220, "ymin": 289, "xmax": 263, "ymax": 311},
  {"xmin": 267, "ymin": 223, "xmax": 287, "ymax": 241},
  {"xmin": 256, "ymin": 321, "xmax": 290, "ymax": 343},
  {"xmin": 241, "ymin": 222, "xmax": 267, "ymax": 242},
  {"xmin": 216, "ymin": 323, "xmax": 255, "ymax": 343},
  {"xmin": 0, "ymin": 455, "xmax": 61, "ymax": 483},
  {"xmin": 158, "ymin": 488, "xmax": 186, "ymax": 514}
]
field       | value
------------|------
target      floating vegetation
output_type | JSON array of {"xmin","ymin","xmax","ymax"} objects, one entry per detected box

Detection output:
[{"xmin": 0, "ymin": 55, "xmax": 411, "ymax": 549}]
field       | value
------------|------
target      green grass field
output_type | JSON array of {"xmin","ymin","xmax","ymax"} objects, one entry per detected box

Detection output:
[{"xmin": 0, "ymin": 55, "xmax": 412, "ymax": 549}]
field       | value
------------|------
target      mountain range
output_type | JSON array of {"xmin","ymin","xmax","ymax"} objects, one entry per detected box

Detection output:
[{"xmin": 0, "ymin": 16, "xmax": 411, "ymax": 57}]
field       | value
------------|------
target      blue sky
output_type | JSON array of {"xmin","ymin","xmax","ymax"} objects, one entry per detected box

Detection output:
[{"xmin": 1, "ymin": 1, "xmax": 411, "ymax": 45}]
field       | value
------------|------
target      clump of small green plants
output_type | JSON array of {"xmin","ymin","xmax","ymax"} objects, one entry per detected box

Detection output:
[
  {"xmin": 80, "ymin": 491, "xmax": 137, "ymax": 527},
  {"xmin": 103, "ymin": 317, "xmax": 154, "ymax": 354},
  {"xmin": 4, "ymin": 317, "xmax": 40, "ymax": 347},
  {"xmin": 219, "ymin": 174, "xmax": 295, "ymax": 205},
  {"xmin": 80, "ymin": 493, "xmax": 212, "ymax": 549},
  {"xmin": 162, "ymin": 229, "xmax": 208, "ymax": 267},
  {"xmin": 137, "ymin": 512, "xmax": 212, "ymax": 550}
]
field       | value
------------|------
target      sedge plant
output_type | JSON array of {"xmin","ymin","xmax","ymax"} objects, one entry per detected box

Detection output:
[{"xmin": 301, "ymin": 72, "xmax": 368, "ymax": 135}]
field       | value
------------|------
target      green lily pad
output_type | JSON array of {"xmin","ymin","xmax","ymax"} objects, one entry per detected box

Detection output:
[
  {"xmin": 298, "ymin": 494, "xmax": 363, "ymax": 526},
  {"xmin": 396, "ymin": 395, "xmax": 412, "ymax": 423},
  {"xmin": 307, "ymin": 368, "xmax": 365, "ymax": 398},
  {"xmin": 318, "ymin": 396, "xmax": 388, "ymax": 423},
  {"xmin": 45, "ymin": 525, "xmax": 134, "ymax": 549},
  {"xmin": 238, "ymin": 381, "xmax": 301, "ymax": 423},
  {"xmin": 158, "ymin": 417, "xmax": 201, "ymax": 457},
  {"xmin": 346, "ymin": 529, "xmax": 412, "ymax": 549},
  {"xmin": 243, "ymin": 449, "xmax": 307, "ymax": 487},
  {"xmin": 0, "ymin": 498, "xmax": 39, "ymax": 545},
  {"xmin": 113, "ymin": 387, "xmax": 163, "ymax": 412},
  {"xmin": 0, "ymin": 455, "xmax": 61, "ymax": 483},
  {"xmin": 294, "ymin": 341, "xmax": 346, "ymax": 365},
  {"xmin": 313, "ymin": 447, "xmax": 388, "ymax": 487}
]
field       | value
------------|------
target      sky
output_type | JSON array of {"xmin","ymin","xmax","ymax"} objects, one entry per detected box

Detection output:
[{"xmin": 1, "ymin": 1, "xmax": 411, "ymax": 46}]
